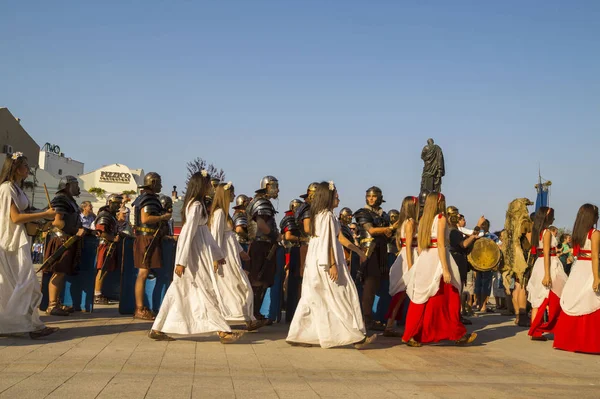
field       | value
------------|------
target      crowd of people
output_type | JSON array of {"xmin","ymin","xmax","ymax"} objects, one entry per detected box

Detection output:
[{"xmin": 0, "ymin": 152, "xmax": 598, "ymax": 355}]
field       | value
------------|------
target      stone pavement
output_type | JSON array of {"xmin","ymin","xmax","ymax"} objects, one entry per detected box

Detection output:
[{"xmin": 1, "ymin": 307, "xmax": 599, "ymax": 399}]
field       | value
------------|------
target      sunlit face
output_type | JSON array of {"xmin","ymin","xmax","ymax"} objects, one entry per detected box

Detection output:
[
  {"xmin": 15, "ymin": 159, "xmax": 30, "ymax": 180},
  {"xmin": 366, "ymin": 194, "xmax": 378, "ymax": 207},
  {"xmin": 567, "ymin": 235, "xmax": 572, "ymax": 244},
  {"xmin": 333, "ymin": 191, "xmax": 340, "ymax": 210},
  {"xmin": 84, "ymin": 203, "xmax": 93, "ymax": 213},
  {"xmin": 267, "ymin": 182, "xmax": 279, "ymax": 199},
  {"xmin": 458, "ymin": 217, "xmax": 466, "ymax": 227}
]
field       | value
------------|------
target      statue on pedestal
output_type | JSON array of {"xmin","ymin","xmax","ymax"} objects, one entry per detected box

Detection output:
[{"xmin": 419, "ymin": 138, "xmax": 445, "ymax": 207}]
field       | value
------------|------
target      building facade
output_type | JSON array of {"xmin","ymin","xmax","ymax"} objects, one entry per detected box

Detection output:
[
  {"xmin": 0, "ymin": 107, "xmax": 40, "ymax": 167},
  {"xmin": 38, "ymin": 145, "xmax": 85, "ymax": 178}
]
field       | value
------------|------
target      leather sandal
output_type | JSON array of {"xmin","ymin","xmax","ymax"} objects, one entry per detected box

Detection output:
[
  {"xmin": 148, "ymin": 330, "xmax": 175, "ymax": 341},
  {"xmin": 46, "ymin": 304, "xmax": 70, "ymax": 316},
  {"xmin": 29, "ymin": 327, "xmax": 59, "ymax": 339},
  {"xmin": 218, "ymin": 331, "xmax": 244, "ymax": 344},
  {"xmin": 94, "ymin": 295, "xmax": 109, "ymax": 305},
  {"xmin": 354, "ymin": 334, "xmax": 377, "ymax": 349},
  {"xmin": 59, "ymin": 304, "xmax": 75, "ymax": 313},
  {"xmin": 456, "ymin": 332, "xmax": 478, "ymax": 346},
  {"xmin": 402, "ymin": 338, "xmax": 422, "ymax": 347},
  {"xmin": 246, "ymin": 319, "xmax": 267, "ymax": 332},
  {"xmin": 133, "ymin": 307, "xmax": 156, "ymax": 321}
]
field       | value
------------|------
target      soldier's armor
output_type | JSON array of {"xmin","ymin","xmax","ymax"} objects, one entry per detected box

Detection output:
[
  {"xmin": 246, "ymin": 196, "xmax": 278, "ymax": 242},
  {"xmin": 354, "ymin": 207, "xmax": 390, "ymax": 250},
  {"xmin": 340, "ymin": 223, "xmax": 354, "ymax": 244},
  {"xmin": 133, "ymin": 192, "xmax": 164, "ymax": 231},
  {"xmin": 51, "ymin": 193, "xmax": 81, "ymax": 236},
  {"xmin": 388, "ymin": 210, "xmax": 400, "ymax": 253},
  {"xmin": 280, "ymin": 210, "xmax": 301, "ymax": 247},
  {"xmin": 294, "ymin": 202, "xmax": 311, "ymax": 239},
  {"xmin": 232, "ymin": 211, "xmax": 249, "ymax": 244},
  {"xmin": 94, "ymin": 207, "xmax": 119, "ymax": 240}
]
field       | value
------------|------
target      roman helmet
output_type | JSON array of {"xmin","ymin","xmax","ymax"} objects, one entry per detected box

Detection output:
[
  {"xmin": 259, "ymin": 175, "xmax": 279, "ymax": 199},
  {"xmin": 300, "ymin": 182, "xmax": 318, "ymax": 201},
  {"xmin": 388, "ymin": 209, "xmax": 400, "ymax": 225},
  {"xmin": 289, "ymin": 199, "xmax": 303, "ymax": 213},
  {"xmin": 140, "ymin": 172, "xmax": 162, "ymax": 193},
  {"xmin": 57, "ymin": 175, "xmax": 81, "ymax": 196},
  {"xmin": 233, "ymin": 194, "xmax": 251, "ymax": 210},
  {"xmin": 106, "ymin": 193, "xmax": 124, "ymax": 212},
  {"xmin": 365, "ymin": 186, "xmax": 385, "ymax": 207},
  {"xmin": 159, "ymin": 194, "xmax": 174, "ymax": 213},
  {"xmin": 339, "ymin": 207, "xmax": 353, "ymax": 225}
]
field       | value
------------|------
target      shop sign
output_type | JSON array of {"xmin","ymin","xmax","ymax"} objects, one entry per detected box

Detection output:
[{"xmin": 100, "ymin": 171, "xmax": 131, "ymax": 183}]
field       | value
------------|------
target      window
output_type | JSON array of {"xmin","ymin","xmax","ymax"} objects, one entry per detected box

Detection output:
[{"xmin": 58, "ymin": 169, "xmax": 63, "ymax": 175}]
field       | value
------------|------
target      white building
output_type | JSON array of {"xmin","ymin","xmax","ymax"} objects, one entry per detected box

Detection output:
[
  {"xmin": 79, "ymin": 163, "xmax": 144, "ymax": 195},
  {"xmin": 38, "ymin": 145, "xmax": 84, "ymax": 178}
]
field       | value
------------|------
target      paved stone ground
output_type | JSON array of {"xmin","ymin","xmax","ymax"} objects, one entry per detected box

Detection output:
[{"xmin": 1, "ymin": 306, "xmax": 599, "ymax": 399}]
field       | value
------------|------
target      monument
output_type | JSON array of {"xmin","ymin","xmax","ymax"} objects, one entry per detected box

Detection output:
[{"xmin": 419, "ymin": 138, "xmax": 445, "ymax": 208}]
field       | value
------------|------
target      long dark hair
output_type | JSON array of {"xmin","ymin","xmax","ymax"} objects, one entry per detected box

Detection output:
[
  {"xmin": 181, "ymin": 172, "xmax": 211, "ymax": 224},
  {"xmin": 396, "ymin": 196, "xmax": 418, "ymax": 240},
  {"xmin": 531, "ymin": 206, "xmax": 554, "ymax": 248},
  {"xmin": 309, "ymin": 182, "xmax": 336, "ymax": 237},
  {"xmin": 572, "ymin": 204, "xmax": 599, "ymax": 248},
  {"xmin": 0, "ymin": 154, "xmax": 28, "ymax": 187}
]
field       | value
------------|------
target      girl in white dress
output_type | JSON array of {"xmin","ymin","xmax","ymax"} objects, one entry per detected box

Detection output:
[
  {"xmin": 209, "ymin": 182, "xmax": 264, "ymax": 331},
  {"xmin": 554, "ymin": 204, "xmax": 600, "ymax": 353},
  {"xmin": 0, "ymin": 153, "xmax": 58, "ymax": 339},
  {"xmin": 287, "ymin": 181, "xmax": 376, "ymax": 349},
  {"xmin": 527, "ymin": 207, "xmax": 568, "ymax": 340},
  {"xmin": 384, "ymin": 196, "xmax": 419, "ymax": 337},
  {"xmin": 149, "ymin": 171, "xmax": 243, "ymax": 343},
  {"xmin": 402, "ymin": 193, "xmax": 476, "ymax": 347}
]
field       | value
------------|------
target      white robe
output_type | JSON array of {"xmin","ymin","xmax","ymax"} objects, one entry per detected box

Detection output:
[
  {"xmin": 0, "ymin": 182, "xmax": 45, "ymax": 334},
  {"xmin": 404, "ymin": 214, "xmax": 462, "ymax": 305},
  {"xmin": 287, "ymin": 211, "xmax": 366, "ymax": 348},
  {"xmin": 152, "ymin": 201, "xmax": 231, "ymax": 335},
  {"xmin": 560, "ymin": 230, "xmax": 600, "ymax": 316},
  {"xmin": 210, "ymin": 209, "xmax": 255, "ymax": 323},
  {"xmin": 527, "ymin": 230, "xmax": 568, "ymax": 308},
  {"xmin": 388, "ymin": 220, "xmax": 418, "ymax": 296}
]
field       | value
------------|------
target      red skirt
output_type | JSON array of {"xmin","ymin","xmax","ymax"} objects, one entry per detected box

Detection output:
[
  {"xmin": 528, "ymin": 291, "xmax": 561, "ymax": 337},
  {"xmin": 385, "ymin": 291, "xmax": 407, "ymax": 321},
  {"xmin": 402, "ymin": 280, "xmax": 466, "ymax": 343},
  {"xmin": 554, "ymin": 309, "xmax": 600, "ymax": 354},
  {"xmin": 96, "ymin": 242, "xmax": 118, "ymax": 272}
]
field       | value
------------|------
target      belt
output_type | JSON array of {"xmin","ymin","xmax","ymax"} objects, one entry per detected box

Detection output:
[
  {"xmin": 400, "ymin": 239, "xmax": 418, "ymax": 248},
  {"xmin": 427, "ymin": 238, "xmax": 438, "ymax": 248},
  {"xmin": 136, "ymin": 226, "xmax": 158, "ymax": 234},
  {"xmin": 577, "ymin": 250, "xmax": 592, "ymax": 260}
]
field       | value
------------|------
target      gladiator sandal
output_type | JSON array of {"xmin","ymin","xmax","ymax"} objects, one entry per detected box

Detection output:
[
  {"xmin": 354, "ymin": 334, "xmax": 377, "ymax": 349},
  {"xmin": 402, "ymin": 338, "xmax": 422, "ymax": 348},
  {"xmin": 94, "ymin": 295, "xmax": 109, "ymax": 305},
  {"xmin": 218, "ymin": 331, "xmax": 244, "ymax": 344},
  {"xmin": 456, "ymin": 332, "xmax": 478, "ymax": 346},
  {"xmin": 133, "ymin": 307, "xmax": 156, "ymax": 321},
  {"xmin": 46, "ymin": 302, "xmax": 70, "ymax": 316},
  {"xmin": 148, "ymin": 330, "xmax": 175, "ymax": 341},
  {"xmin": 29, "ymin": 327, "xmax": 60, "ymax": 339},
  {"xmin": 58, "ymin": 303, "xmax": 75, "ymax": 313}
]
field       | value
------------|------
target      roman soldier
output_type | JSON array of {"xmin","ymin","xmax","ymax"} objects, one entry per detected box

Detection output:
[
  {"xmin": 354, "ymin": 186, "xmax": 398, "ymax": 330},
  {"xmin": 232, "ymin": 194, "xmax": 251, "ymax": 251},
  {"xmin": 93, "ymin": 193, "xmax": 123, "ymax": 305},
  {"xmin": 246, "ymin": 176, "xmax": 279, "ymax": 319},
  {"xmin": 295, "ymin": 182, "xmax": 317, "ymax": 276},
  {"xmin": 339, "ymin": 207, "xmax": 354, "ymax": 264},
  {"xmin": 388, "ymin": 209, "xmax": 400, "ymax": 256},
  {"xmin": 280, "ymin": 199, "xmax": 303, "ymax": 322},
  {"xmin": 159, "ymin": 194, "xmax": 174, "ymax": 236},
  {"xmin": 44, "ymin": 175, "xmax": 84, "ymax": 316},
  {"xmin": 131, "ymin": 172, "xmax": 171, "ymax": 320}
]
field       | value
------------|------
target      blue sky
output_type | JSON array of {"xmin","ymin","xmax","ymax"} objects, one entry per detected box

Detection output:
[{"xmin": 2, "ymin": 1, "xmax": 599, "ymax": 230}]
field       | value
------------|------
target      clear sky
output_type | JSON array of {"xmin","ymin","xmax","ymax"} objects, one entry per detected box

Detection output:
[{"xmin": 2, "ymin": 1, "xmax": 599, "ymax": 230}]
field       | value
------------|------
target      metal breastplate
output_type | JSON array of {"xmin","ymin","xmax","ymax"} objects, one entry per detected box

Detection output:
[{"xmin": 133, "ymin": 193, "xmax": 164, "ymax": 229}]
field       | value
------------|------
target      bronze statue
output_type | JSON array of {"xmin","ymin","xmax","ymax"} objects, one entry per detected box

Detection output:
[{"xmin": 420, "ymin": 138, "xmax": 445, "ymax": 195}]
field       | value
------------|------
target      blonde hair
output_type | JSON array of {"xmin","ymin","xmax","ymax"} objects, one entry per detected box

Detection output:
[
  {"xmin": 418, "ymin": 193, "xmax": 446, "ymax": 249},
  {"xmin": 209, "ymin": 183, "xmax": 234, "ymax": 228}
]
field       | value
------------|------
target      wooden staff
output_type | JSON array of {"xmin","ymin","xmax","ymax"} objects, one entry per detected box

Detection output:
[{"xmin": 43, "ymin": 183, "xmax": 52, "ymax": 208}]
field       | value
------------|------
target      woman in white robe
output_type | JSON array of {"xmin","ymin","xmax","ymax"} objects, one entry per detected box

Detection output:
[
  {"xmin": 209, "ymin": 182, "xmax": 263, "ymax": 330},
  {"xmin": 149, "ymin": 171, "xmax": 243, "ymax": 343},
  {"xmin": 287, "ymin": 181, "xmax": 375, "ymax": 349},
  {"xmin": 0, "ymin": 153, "xmax": 58, "ymax": 339}
]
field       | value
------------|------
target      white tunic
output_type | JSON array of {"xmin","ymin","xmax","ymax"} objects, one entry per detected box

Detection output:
[
  {"xmin": 0, "ymin": 182, "xmax": 45, "ymax": 334},
  {"xmin": 152, "ymin": 201, "xmax": 231, "ymax": 335},
  {"xmin": 388, "ymin": 219, "xmax": 419, "ymax": 296},
  {"xmin": 210, "ymin": 209, "xmax": 255, "ymax": 323},
  {"xmin": 560, "ymin": 229, "xmax": 600, "ymax": 316},
  {"xmin": 527, "ymin": 229, "xmax": 568, "ymax": 308},
  {"xmin": 405, "ymin": 214, "xmax": 462, "ymax": 305},
  {"xmin": 286, "ymin": 211, "xmax": 366, "ymax": 348}
]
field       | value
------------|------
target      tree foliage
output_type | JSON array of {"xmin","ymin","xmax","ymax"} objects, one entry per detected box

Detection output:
[{"xmin": 185, "ymin": 157, "xmax": 226, "ymax": 188}]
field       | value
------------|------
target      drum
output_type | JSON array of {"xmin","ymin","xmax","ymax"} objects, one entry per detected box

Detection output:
[{"xmin": 468, "ymin": 237, "xmax": 501, "ymax": 271}]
